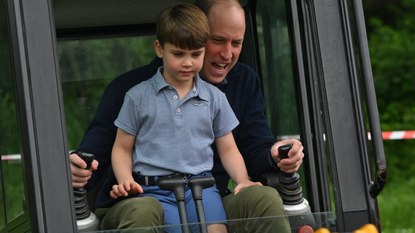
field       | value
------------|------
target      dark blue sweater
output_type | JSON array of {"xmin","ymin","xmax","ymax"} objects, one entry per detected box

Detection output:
[{"xmin": 76, "ymin": 57, "xmax": 278, "ymax": 209}]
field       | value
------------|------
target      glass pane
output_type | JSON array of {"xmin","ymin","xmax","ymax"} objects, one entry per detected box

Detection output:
[
  {"xmin": 256, "ymin": 0, "xmax": 307, "ymax": 198},
  {"xmin": 256, "ymin": 0, "xmax": 300, "ymax": 139},
  {"xmin": 85, "ymin": 212, "xmax": 335, "ymax": 233},
  {"xmin": 57, "ymin": 35, "xmax": 156, "ymax": 149},
  {"xmin": 0, "ymin": 0, "xmax": 28, "ymax": 227}
]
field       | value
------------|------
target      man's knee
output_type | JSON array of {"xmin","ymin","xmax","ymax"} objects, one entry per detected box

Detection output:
[
  {"xmin": 224, "ymin": 185, "xmax": 286, "ymax": 218},
  {"xmin": 240, "ymin": 185, "xmax": 283, "ymax": 206},
  {"xmin": 224, "ymin": 186, "xmax": 290, "ymax": 232}
]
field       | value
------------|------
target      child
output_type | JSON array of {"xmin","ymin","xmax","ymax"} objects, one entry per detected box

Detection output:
[{"xmin": 110, "ymin": 3, "xmax": 261, "ymax": 232}]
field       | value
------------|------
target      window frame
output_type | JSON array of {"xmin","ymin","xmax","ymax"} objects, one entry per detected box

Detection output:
[
  {"xmin": 6, "ymin": 0, "xmax": 77, "ymax": 231},
  {"xmin": 287, "ymin": 0, "xmax": 383, "ymax": 231}
]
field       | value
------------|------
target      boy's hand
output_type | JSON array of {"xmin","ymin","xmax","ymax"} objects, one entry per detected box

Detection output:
[
  {"xmin": 234, "ymin": 180, "xmax": 263, "ymax": 195},
  {"xmin": 70, "ymin": 153, "xmax": 99, "ymax": 188},
  {"xmin": 110, "ymin": 181, "xmax": 143, "ymax": 199}
]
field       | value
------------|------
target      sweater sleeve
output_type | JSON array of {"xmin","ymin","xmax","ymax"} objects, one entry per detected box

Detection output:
[{"xmin": 232, "ymin": 66, "xmax": 278, "ymax": 182}]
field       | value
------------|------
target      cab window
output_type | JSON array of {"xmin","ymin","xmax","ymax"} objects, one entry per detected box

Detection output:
[
  {"xmin": 0, "ymin": 1, "xmax": 30, "ymax": 231},
  {"xmin": 58, "ymin": 36, "xmax": 156, "ymax": 149}
]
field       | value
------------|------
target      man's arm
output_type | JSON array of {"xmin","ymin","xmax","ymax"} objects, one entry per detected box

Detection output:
[{"xmin": 224, "ymin": 64, "xmax": 303, "ymax": 180}]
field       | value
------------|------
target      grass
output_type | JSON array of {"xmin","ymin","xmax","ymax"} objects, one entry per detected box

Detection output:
[
  {"xmin": 377, "ymin": 140, "xmax": 415, "ymax": 233},
  {"xmin": 377, "ymin": 177, "xmax": 415, "ymax": 233}
]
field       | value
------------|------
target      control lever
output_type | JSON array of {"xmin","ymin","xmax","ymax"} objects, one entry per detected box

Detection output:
[
  {"xmin": 277, "ymin": 144, "xmax": 316, "ymax": 231},
  {"xmin": 188, "ymin": 177, "xmax": 215, "ymax": 233},
  {"xmin": 277, "ymin": 144, "xmax": 304, "ymax": 205},
  {"xmin": 74, "ymin": 151, "xmax": 100, "ymax": 232},
  {"xmin": 157, "ymin": 176, "xmax": 190, "ymax": 233}
]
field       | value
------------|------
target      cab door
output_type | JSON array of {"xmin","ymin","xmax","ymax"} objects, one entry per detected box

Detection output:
[
  {"xmin": 3, "ymin": 0, "xmax": 77, "ymax": 232},
  {"xmin": 243, "ymin": 0, "xmax": 386, "ymax": 231}
]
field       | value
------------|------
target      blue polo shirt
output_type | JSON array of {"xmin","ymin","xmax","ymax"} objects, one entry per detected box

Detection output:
[{"xmin": 114, "ymin": 67, "xmax": 239, "ymax": 176}]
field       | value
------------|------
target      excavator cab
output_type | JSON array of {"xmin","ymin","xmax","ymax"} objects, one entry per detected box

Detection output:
[{"xmin": 0, "ymin": 0, "xmax": 386, "ymax": 232}]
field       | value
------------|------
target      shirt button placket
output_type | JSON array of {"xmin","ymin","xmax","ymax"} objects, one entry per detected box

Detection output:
[{"xmin": 172, "ymin": 93, "xmax": 182, "ymax": 117}]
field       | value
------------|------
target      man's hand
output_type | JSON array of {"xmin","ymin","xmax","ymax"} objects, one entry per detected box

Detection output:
[
  {"xmin": 110, "ymin": 181, "xmax": 143, "ymax": 199},
  {"xmin": 271, "ymin": 139, "xmax": 304, "ymax": 173},
  {"xmin": 70, "ymin": 153, "xmax": 99, "ymax": 188}
]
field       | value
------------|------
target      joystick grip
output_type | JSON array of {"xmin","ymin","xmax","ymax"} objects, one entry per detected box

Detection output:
[
  {"xmin": 77, "ymin": 151, "xmax": 94, "ymax": 169},
  {"xmin": 278, "ymin": 143, "xmax": 293, "ymax": 160}
]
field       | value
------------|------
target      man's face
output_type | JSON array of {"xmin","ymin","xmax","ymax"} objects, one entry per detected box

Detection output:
[{"xmin": 199, "ymin": 4, "xmax": 246, "ymax": 84}]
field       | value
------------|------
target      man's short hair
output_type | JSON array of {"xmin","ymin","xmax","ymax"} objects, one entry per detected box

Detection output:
[
  {"xmin": 156, "ymin": 3, "xmax": 210, "ymax": 50},
  {"xmin": 194, "ymin": 0, "xmax": 243, "ymax": 17}
]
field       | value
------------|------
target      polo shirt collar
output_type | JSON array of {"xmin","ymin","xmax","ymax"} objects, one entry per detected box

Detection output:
[
  {"xmin": 152, "ymin": 66, "xmax": 209, "ymax": 101},
  {"xmin": 153, "ymin": 67, "xmax": 169, "ymax": 92},
  {"xmin": 193, "ymin": 74, "xmax": 209, "ymax": 101}
]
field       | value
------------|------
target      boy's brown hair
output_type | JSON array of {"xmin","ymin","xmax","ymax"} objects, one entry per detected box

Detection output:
[{"xmin": 156, "ymin": 3, "xmax": 210, "ymax": 50}]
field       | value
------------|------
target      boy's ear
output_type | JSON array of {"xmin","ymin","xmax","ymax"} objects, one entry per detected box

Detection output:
[{"xmin": 154, "ymin": 40, "xmax": 163, "ymax": 58}]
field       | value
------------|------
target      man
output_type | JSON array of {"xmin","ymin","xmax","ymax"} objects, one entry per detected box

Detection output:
[{"xmin": 70, "ymin": 0, "xmax": 304, "ymax": 232}]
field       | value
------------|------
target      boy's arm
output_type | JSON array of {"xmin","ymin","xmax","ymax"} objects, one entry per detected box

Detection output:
[
  {"xmin": 215, "ymin": 132, "xmax": 262, "ymax": 194},
  {"xmin": 111, "ymin": 128, "xmax": 142, "ymax": 197}
]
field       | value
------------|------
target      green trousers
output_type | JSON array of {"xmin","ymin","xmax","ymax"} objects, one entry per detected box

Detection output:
[{"xmin": 95, "ymin": 185, "xmax": 290, "ymax": 232}]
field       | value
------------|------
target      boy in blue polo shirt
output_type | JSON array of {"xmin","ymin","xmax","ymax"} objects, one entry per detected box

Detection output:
[{"xmin": 110, "ymin": 3, "xmax": 262, "ymax": 232}]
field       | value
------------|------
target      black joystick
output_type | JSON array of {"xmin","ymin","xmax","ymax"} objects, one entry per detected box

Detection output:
[
  {"xmin": 276, "ymin": 144, "xmax": 304, "ymax": 205},
  {"xmin": 269, "ymin": 144, "xmax": 316, "ymax": 231},
  {"xmin": 74, "ymin": 151, "xmax": 100, "ymax": 231}
]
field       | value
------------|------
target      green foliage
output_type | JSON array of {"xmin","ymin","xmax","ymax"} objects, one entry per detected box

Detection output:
[
  {"xmin": 366, "ymin": 0, "xmax": 415, "ymax": 231},
  {"xmin": 368, "ymin": 0, "xmax": 415, "ymax": 131},
  {"xmin": 382, "ymin": 140, "xmax": 415, "ymax": 183}
]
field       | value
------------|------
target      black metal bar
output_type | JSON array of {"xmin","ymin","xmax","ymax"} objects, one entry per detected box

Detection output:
[
  {"xmin": 56, "ymin": 23, "xmax": 156, "ymax": 41},
  {"xmin": 188, "ymin": 177, "xmax": 215, "ymax": 233},
  {"xmin": 6, "ymin": 0, "xmax": 77, "ymax": 231},
  {"xmin": 298, "ymin": 0, "xmax": 333, "ymax": 213},
  {"xmin": 350, "ymin": 0, "xmax": 387, "ymax": 199},
  {"xmin": 313, "ymin": 0, "xmax": 374, "ymax": 231},
  {"xmin": 337, "ymin": 0, "xmax": 380, "ymax": 229},
  {"xmin": 287, "ymin": 0, "xmax": 321, "ymax": 213},
  {"xmin": 157, "ymin": 176, "xmax": 190, "ymax": 233}
]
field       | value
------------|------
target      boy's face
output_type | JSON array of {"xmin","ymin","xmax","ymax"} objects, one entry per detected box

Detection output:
[{"xmin": 155, "ymin": 41, "xmax": 205, "ymax": 86}]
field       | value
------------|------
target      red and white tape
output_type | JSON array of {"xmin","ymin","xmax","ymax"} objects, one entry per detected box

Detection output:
[
  {"xmin": 277, "ymin": 130, "xmax": 415, "ymax": 141},
  {"xmin": 368, "ymin": 130, "xmax": 415, "ymax": 140},
  {"xmin": 1, "ymin": 154, "xmax": 21, "ymax": 161}
]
